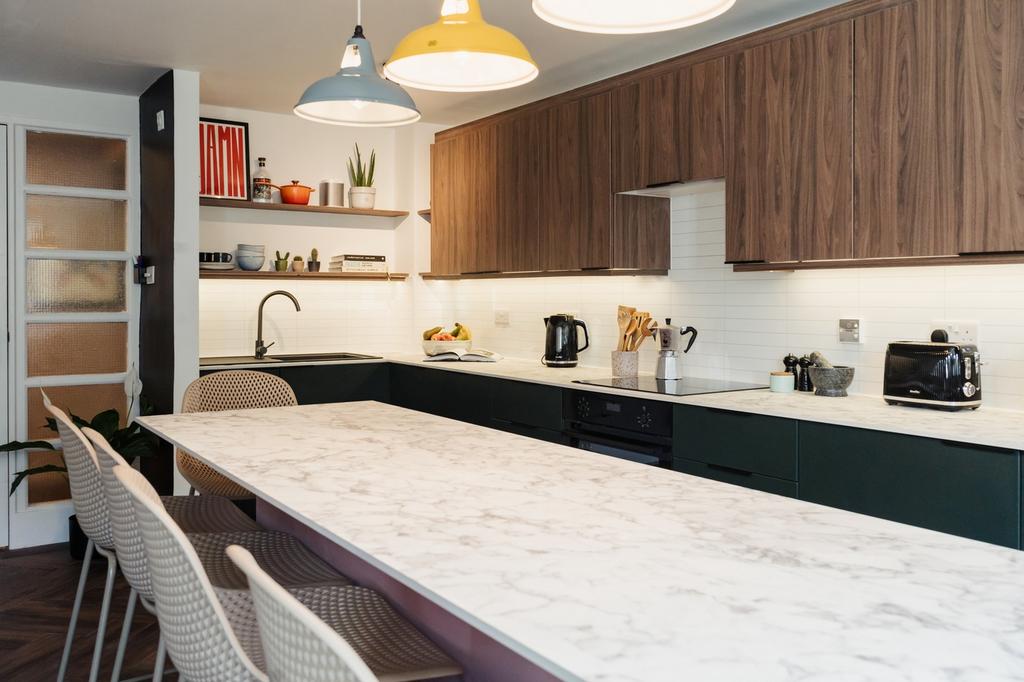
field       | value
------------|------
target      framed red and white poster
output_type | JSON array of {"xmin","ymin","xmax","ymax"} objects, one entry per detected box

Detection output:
[{"xmin": 199, "ymin": 117, "xmax": 251, "ymax": 200}]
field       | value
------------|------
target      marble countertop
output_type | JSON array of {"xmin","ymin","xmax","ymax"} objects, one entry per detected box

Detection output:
[
  {"xmin": 199, "ymin": 352, "xmax": 1024, "ymax": 451},
  {"xmin": 140, "ymin": 401, "xmax": 1024, "ymax": 682}
]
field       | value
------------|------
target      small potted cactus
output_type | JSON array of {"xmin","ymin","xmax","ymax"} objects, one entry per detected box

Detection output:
[
  {"xmin": 274, "ymin": 251, "xmax": 290, "ymax": 272},
  {"xmin": 292, "ymin": 255, "xmax": 305, "ymax": 273},
  {"xmin": 308, "ymin": 247, "xmax": 321, "ymax": 272}
]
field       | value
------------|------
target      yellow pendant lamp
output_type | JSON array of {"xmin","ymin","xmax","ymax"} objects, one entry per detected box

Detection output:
[
  {"xmin": 533, "ymin": 0, "xmax": 736, "ymax": 34},
  {"xmin": 384, "ymin": 0, "xmax": 538, "ymax": 93}
]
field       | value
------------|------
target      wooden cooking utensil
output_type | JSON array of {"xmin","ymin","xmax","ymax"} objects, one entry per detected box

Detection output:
[
  {"xmin": 629, "ymin": 312, "xmax": 648, "ymax": 351},
  {"xmin": 634, "ymin": 315, "xmax": 656, "ymax": 351},
  {"xmin": 623, "ymin": 314, "xmax": 640, "ymax": 351},
  {"xmin": 616, "ymin": 305, "xmax": 635, "ymax": 352}
]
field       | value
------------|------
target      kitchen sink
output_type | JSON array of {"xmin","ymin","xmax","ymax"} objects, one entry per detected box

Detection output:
[{"xmin": 200, "ymin": 352, "xmax": 382, "ymax": 367}]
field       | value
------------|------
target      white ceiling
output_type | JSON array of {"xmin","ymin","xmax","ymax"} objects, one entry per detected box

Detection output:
[{"xmin": 0, "ymin": 0, "xmax": 847, "ymax": 125}]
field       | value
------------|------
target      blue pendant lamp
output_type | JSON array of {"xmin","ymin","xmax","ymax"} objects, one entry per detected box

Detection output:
[{"xmin": 295, "ymin": 0, "xmax": 421, "ymax": 127}]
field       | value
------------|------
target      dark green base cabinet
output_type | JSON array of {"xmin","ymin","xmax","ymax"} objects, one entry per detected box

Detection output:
[
  {"xmin": 201, "ymin": 363, "xmax": 390, "ymax": 405},
  {"xmin": 799, "ymin": 423, "xmax": 1021, "ymax": 549},
  {"xmin": 672, "ymin": 405, "xmax": 799, "ymax": 498},
  {"xmin": 389, "ymin": 364, "xmax": 566, "ymax": 442}
]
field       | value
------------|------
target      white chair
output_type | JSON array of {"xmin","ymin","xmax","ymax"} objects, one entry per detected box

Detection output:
[
  {"xmin": 116, "ymin": 464, "xmax": 268, "ymax": 682},
  {"xmin": 226, "ymin": 545, "xmax": 377, "ymax": 682},
  {"xmin": 44, "ymin": 393, "xmax": 118, "ymax": 682},
  {"xmin": 86, "ymin": 428, "xmax": 350, "ymax": 681},
  {"xmin": 178, "ymin": 371, "xmax": 298, "ymax": 499},
  {"xmin": 117, "ymin": 466, "xmax": 462, "ymax": 682}
]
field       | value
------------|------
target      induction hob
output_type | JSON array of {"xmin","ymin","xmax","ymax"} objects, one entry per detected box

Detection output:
[{"xmin": 573, "ymin": 376, "xmax": 767, "ymax": 397}]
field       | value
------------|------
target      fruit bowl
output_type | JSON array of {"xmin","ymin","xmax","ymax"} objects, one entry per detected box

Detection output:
[{"xmin": 422, "ymin": 340, "xmax": 471, "ymax": 356}]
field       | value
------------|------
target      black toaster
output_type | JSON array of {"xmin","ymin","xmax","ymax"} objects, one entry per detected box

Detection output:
[{"xmin": 883, "ymin": 342, "xmax": 981, "ymax": 411}]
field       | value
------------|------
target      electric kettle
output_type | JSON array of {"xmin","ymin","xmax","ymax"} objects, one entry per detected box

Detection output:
[{"xmin": 542, "ymin": 314, "xmax": 589, "ymax": 367}]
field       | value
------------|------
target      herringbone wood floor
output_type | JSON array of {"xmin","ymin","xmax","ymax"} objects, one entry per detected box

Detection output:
[{"xmin": 0, "ymin": 547, "xmax": 164, "ymax": 681}]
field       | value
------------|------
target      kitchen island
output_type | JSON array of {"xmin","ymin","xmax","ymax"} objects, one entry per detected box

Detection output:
[{"xmin": 140, "ymin": 401, "xmax": 1024, "ymax": 682}]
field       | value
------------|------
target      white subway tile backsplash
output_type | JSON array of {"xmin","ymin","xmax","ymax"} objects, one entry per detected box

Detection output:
[{"xmin": 200, "ymin": 181, "xmax": 1024, "ymax": 410}]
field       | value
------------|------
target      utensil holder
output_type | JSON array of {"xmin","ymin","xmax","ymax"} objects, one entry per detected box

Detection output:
[{"xmin": 611, "ymin": 350, "xmax": 639, "ymax": 377}]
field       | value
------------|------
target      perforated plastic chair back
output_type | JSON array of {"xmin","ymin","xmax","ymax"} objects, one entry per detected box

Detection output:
[
  {"xmin": 226, "ymin": 545, "xmax": 378, "ymax": 682},
  {"xmin": 115, "ymin": 465, "xmax": 268, "ymax": 682},
  {"xmin": 42, "ymin": 392, "xmax": 114, "ymax": 550},
  {"xmin": 178, "ymin": 371, "xmax": 298, "ymax": 498},
  {"xmin": 84, "ymin": 426, "xmax": 155, "ymax": 601}
]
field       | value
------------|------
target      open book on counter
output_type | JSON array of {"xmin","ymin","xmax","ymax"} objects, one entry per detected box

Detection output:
[{"xmin": 424, "ymin": 348, "xmax": 503, "ymax": 363}]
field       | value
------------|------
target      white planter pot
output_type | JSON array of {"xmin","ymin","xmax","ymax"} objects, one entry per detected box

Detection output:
[{"xmin": 349, "ymin": 186, "xmax": 376, "ymax": 210}]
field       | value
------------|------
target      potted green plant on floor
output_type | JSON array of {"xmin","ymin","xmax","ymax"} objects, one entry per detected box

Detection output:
[
  {"xmin": 348, "ymin": 144, "xmax": 376, "ymax": 210},
  {"xmin": 0, "ymin": 367, "xmax": 157, "ymax": 559},
  {"xmin": 308, "ymin": 248, "xmax": 321, "ymax": 272}
]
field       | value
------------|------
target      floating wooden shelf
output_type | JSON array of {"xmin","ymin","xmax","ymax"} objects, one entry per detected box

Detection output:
[
  {"xmin": 417, "ymin": 209, "xmax": 431, "ymax": 222},
  {"xmin": 419, "ymin": 269, "xmax": 667, "ymax": 280},
  {"xmin": 200, "ymin": 270, "xmax": 408, "ymax": 281},
  {"xmin": 200, "ymin": 197, "xmax": 409, "ymax": 219}
]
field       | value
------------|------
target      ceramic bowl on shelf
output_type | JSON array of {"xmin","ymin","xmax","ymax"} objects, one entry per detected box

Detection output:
[
  {"xmin": 422, "ymin": 340, "xmax": 471, "ymax": 356},
  {"xmin": 237, "ymin": 254, "xmax": 266, "ymax": 271}
]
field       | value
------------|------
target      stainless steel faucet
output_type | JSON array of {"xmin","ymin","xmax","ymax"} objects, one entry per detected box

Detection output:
[{"xmin": 255, "ymin": 290, "xmax": 301, "ymax": 359}]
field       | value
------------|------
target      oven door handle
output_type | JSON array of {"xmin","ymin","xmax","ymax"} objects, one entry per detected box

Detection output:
[{"xmin": 563, "ymin": 427, "xmax": 672, "ymax": 456}]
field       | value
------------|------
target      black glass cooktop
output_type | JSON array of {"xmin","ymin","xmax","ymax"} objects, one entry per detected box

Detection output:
[{"xmin": 574, "ymin": 376, "xmax": 767, "ymax": 397}]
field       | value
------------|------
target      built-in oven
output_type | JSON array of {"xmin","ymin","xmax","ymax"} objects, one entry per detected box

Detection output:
[{"xmin": 563, "ymin": 390, "xmax": 674, "ymax": 468}]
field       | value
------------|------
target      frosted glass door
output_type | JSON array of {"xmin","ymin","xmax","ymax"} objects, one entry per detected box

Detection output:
[{"xmin": 8, "ymin": 126, "xmax": 136, "ymax": 549}]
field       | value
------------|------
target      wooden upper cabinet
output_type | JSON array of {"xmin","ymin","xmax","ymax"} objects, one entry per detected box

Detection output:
[
  {"xmin": 497, "ymin": 112, "xmax": 542, "ymax": 273},
  {"xmin": 683, "ymin": 58, "xmax": 726, "ymax": 181},
  {"xmin": 644, "ymin": 73, "xmax": 682, "ymax": 187},
  {"xmin": 540, "ymin": 100, "xmax": 583, "ymax": 271},
  {"xmin": 455, "ymin": 126, "xmax": 499, "ymax": 274},
  {"xmin": 611, "ymin": 80, "xmax": 645, "ymax": 193},
  {"xmin": 854, "ymin": 0, "xmax": 962, "ymax": 259},
  {"xmin": 581, "ymin": 92, "xmax": 613, "ymax": 269},
  {"xmin": 961, "ymin": 0, "xmax": 1024, "ymax": 255},
  {"xmin": 726, "ymin": 22, "xmax": 852, "ymax": 263},
  {"xmin": 429, "ymin": 139, "xmax": 457, "ymax": 275}
]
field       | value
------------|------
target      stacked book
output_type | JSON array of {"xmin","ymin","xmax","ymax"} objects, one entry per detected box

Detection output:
[{"xmin": 329, "ymin": 254, "xmax": 388, "ymax": 273}]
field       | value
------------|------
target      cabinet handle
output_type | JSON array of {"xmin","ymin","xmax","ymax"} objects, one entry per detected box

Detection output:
[
  {"xmin": 704, "ymin": 407, "xmax": 753, "ymax": 417},
  {"xmin": 645, "ymin": 180, "xmax": 678, "ymax": 189},
  {"xmin": 938, "ymin": 439, "xmax": 1015, "ymax": 455},
  {"xmin": 707, "ymin": 463, "xmax": 754, "ymax": 477},
  {"xmin": 958, "ymin": 250, "xmax": 1024, "ymax": 257}
]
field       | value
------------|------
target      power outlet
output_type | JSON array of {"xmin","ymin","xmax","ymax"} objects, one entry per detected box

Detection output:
[
  {"xmin": 494, "ymin": 309, "xmax": 510, "ymax": 327},
  {"xmin": 155, "ymin": 110, "xmax": 165, "ymax": 131},
  {"xmin": 931, "ymin": 320, "xmax": 979, "ymax": 344}
]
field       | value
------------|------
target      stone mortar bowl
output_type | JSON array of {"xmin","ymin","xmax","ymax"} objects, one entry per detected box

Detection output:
[{"xmin": 807, "ymin": 366, "xmax": 855, "ymax": 397}]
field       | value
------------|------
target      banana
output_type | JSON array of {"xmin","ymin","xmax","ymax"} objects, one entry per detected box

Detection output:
[
  {"xmin": 422, "ymin": 326, "xmax": 443, "ymax": 340},
  {"xmin": 454, "ymin": 323, "xmax": 472, "ymax": 341}
]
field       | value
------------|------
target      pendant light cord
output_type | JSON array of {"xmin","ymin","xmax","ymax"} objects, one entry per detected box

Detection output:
[{"xmin": 357, "ymin": 0, "xmax": 361, "ymax": 26}]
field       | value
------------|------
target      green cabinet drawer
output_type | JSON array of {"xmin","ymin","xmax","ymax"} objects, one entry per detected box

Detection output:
[
  {"xmin": 389, "ymin": 364, "xmax": 492, "ymax": 426},
  {"xmin": 799, "ymin": 422, "xmax": 1021, "ymax": 549},
  {"xmin": 490, "ymin": 379, "xmax": 563, "ymax": 432},
  {"xmin": 278, "ymin": 363, "xmax": 390, "ymax": 405},
  {"xmin": 673, "ymin": 405, "xmax": 798, "ymax": 480},
  {"xmin": 675, "ymin": 458, "xmax": 798, "ymax": 498}
]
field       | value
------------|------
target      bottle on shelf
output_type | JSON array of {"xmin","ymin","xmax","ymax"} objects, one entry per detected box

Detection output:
[{"xmin": 252, "ymin": 156, "xmax": 273, "ymax": 203}]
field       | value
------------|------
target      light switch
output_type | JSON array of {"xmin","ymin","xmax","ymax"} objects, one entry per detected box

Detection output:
[
  {"xmin": 839, "ymin": 318, "xmax": 860, "ymax": 343},
  {"xmin": 156, "ymin": 110, "xmax": 165, "ymax": 131},
  {"xmin": 494, "ymin": 309, "xmax": 510, "ymax": 327}
]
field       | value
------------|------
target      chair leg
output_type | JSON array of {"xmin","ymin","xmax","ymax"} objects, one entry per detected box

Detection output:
[
  {"xmin": 152, "ymin": 634, "xmax": 166, "ymax": 681},
  {"xmin": 109, "ymin": 588, "xmax": 137, "ymax": 682},
  {"xmin": 88, "ymin": 547, "xmax": 118, "ymax": 682},
  {"xmin": 188, "ymin": 485, "xmax": 196, "ymax": 496},
  {"xmin": 57, "ymin": 538, "xmax": 95, "ymax": 682}
]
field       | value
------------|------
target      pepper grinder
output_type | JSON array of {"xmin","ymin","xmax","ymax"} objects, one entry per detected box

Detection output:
[
  {"xmin": 783, "ymin": 353, "xmax": 799, "ymax": 386},
  {"xmin": 797, "ymin": 355, "xmax": 815, "ymax": 392}
]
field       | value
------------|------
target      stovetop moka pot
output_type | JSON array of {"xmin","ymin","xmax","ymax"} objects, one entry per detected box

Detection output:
[{"xmin": 542, "ymin": 314, "xmax": 589, "ymax": 368}]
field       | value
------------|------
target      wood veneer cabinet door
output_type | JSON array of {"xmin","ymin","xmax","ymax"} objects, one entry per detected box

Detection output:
[
  {"xmin": 497, "ymin": 112, "xmax": 542, "ymax": 273},
  {"xmin": 429, "ymin": 140, "xmax": 457, "ymax": 275},
  {"xmin": 540, "ymin": 100, "xmax": 582, "ymax": 271},
  {"xmin": 854, "ymin": 0, "xmax": 963, "ymax": 259},
  {"xmin": 612, "ymin": 195, "xmax": 671, "ymax": 270},
  {"xmin": 644, "ymin": 72, "xmax": 682, "ymax": 188},
  {"xmin": 683, "ymin": 58, "xmax": 726, "ymax": 181},
  {"xmin": 611, "ymin": 80, "xmax": 645, "ymax": 193},
  {"xmin": 581, "ymin": 92, "xmax": 613, "ymax": 269},
  {"xmin": 793, "ymin": 21, "xmax": 854, "ymax": 261},
  {"xmin": 457, "ymin": 126, "xmax": 499, "ymax": 274},
  {"xmin": 961, "ymin": 0, "xmax": 1024, "ymax": 255},
  {"xmin": 726, "ymin": 24, "xmax": 852, "ymax": 263}
]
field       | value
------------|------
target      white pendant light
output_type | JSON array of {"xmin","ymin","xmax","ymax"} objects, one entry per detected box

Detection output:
[
  {"xmin": 295, "ymin": 0, "xmax": 421, "ymax": 126},
  {"xmin": 532, "ymin": 0, "xmax": 736, "ymax": 34},
  {"xmin": 384, "ymin": 0, "xmax": 538, "ymax": 93}
]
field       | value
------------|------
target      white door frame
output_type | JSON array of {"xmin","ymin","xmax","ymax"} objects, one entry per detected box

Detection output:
[
  {"xmin": 0, "ymin": 124, "xmax": 9, "ymax": 549},
  {"xmin": 6, "ymin": 121, "xmax": 139, "ymax": 549}
]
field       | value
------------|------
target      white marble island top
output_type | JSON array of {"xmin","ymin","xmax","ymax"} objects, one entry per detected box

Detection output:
[{"xmin": 140, "ymin": 401, "xmax": 1024, "ymax": 682}]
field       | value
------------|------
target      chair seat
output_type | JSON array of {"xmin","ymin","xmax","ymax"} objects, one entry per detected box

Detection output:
[
  {"xmin": 190, "ymin": 531, "xmax": 349, "ymax": 590},
  {"xmin": 217, "ymin": 585, "xmax": 462, "ymax": 682},
  {"xmin": 161, "ymin": 494, "xmax": 262, "ymax": 533}
]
